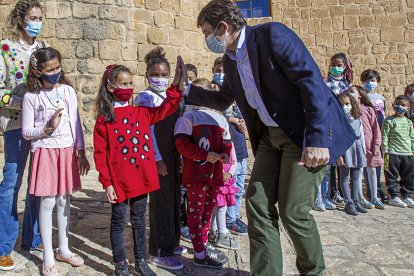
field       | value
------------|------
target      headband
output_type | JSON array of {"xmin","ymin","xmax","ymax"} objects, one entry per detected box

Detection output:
[{"xmin": 106, "ymin": 64, "xmax": 118, "ymax": 81}]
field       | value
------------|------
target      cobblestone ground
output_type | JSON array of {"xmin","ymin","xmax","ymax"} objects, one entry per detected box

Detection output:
[{"xmin": 1, "ymin": 157, "xmax": 414, "ymax": 276}]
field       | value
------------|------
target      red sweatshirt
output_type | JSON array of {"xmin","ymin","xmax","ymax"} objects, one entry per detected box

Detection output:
[
  {"xmin": 174, "ymin": 108, "xmax": 232, "ymax": 186},
  {"xmin": 94, "ymin": 86, "xmax": 181, "ymax": 203}
]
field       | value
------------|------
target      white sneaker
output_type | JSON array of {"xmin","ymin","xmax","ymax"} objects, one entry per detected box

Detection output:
[
  {"xmin": 403, "ymin": 198, "xmax": 414, "ymax": 208},
  {"xmin": 390, "ymin": 197, "xmax": 408, "ymax": 208}
]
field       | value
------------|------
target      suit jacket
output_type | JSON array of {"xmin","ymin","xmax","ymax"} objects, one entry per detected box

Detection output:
[{"xmin": 186, "ymin": 23, "xmax": 356, "ymax": 163}]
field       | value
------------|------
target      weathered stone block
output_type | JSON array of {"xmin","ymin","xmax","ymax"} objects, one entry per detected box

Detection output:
[
  {"xmin": 99, "ymin": 6, "xmax": 130, "ymax": 23},
  {"xmin": 76, "ymin": 41, "xmax": 94, "ymax": 59},
  {"xmin": 381, "ymin": 28, "xmax": 404, "ymax": 42},
  {"xmin": 175, "ymin": 16, "xmax": 196, "ymax": 31},
  {"xmin": 405, "ymin": 30, "xmax": 414, "ymax": 43},
  {"xmin": 56, "ymin": 19, "xmax": 83, "ymax": 39},
  {"xmin": 73, "ymin": 2, "xmax": 99, "ymax": 19},
  {"xmin": 146, "ymin": 0, "xmax": 160, "ymax": 11},
  {"xmin": 169, "ymin": 29, "xmax": 185, "ymax": 47},
  {"xmin": 99, "ymin": 40, "xmax": 122, "ymax": 60},
  {"xmin": 315, "ymin": 32, "xmax": 333, "ymax": 47},
  {"xmin": 45, "ymin": 1, "xmax": 72, "ymax": 19},
  {"xmin": 133, "ymin": 8, "xmax": 153, "ymax": 24},
  {"xmin": 284, "ymin": 7, "xmax": 301, "ymax": 18},
  {"xmin": 154, "ymin": 10, "xmax": 174, "ymax": 27},
  {"xmin": 147, "ymin": 27, "xmax": 168, "ymax": 44},
  {"xmin": 390, "ymin": 15, "xmax": 406, "ymax": 27},
  {"xmin": 344, "ymin": 16, "xmax": 359, "ymax": 30},
  {"xmin": 359, "ymin": 16, "xmax": 375, "ymax": 28},
  {"xmin": 83, "ymin": 19, "xmax": 108, "ymax": 40},
  {"xmin": 122, "ymin": 42, "xmax": 138, "ymax": 61}
]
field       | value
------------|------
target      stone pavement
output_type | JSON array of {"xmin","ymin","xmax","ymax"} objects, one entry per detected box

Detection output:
[{"xmin": 1, "ymin": 157, "xmax": 414, "ymax": 276}]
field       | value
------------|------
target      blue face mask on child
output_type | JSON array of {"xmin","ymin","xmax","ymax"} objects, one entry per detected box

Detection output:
[
  {"xmin": 393, "ymin": 105, "xmax": 407, "ymax": 115},
  {"xmin": 40, "ymin": 71, "xmax": 61, "ymax": 85},
  {"xmin": 212, "ymin": 73, "xmax": 225, "ymax": 86},
  {"xmin": 363, "ymin": 81, "xmax": 378, "ymax": 92}
]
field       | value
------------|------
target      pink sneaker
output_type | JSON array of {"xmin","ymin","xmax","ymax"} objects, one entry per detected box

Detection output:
[{"xmin": 55, "ymin": 250, "xmax": 84, "ymax": 267}]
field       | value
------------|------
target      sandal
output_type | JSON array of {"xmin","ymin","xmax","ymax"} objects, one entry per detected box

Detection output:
[{"xmin": 55, "ymin": 250, "xmax": 84, "ymax": 267}]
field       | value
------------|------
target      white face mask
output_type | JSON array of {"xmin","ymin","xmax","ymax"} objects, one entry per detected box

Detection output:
[{"xmin": 205, "ymin": 24, "xmax": 227, "ymax": 54}]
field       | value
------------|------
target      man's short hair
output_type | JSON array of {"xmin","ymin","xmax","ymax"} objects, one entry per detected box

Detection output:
[{"xmin": 197, "ymin": 0, "xmax": 246, "ymax": 31}]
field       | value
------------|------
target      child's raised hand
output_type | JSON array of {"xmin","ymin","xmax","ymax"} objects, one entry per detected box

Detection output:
[
  {"xmin": 220, "ymin": 153, "xmax": 229, "ymax": 164},
  {"xmin": 105, "ymin": 185, "xmax": 118, "ymax": 203},
  {"xmin": 172, "ymin": 56, "xmax": 187, "ymax": 92},
  {"xmin": 207, "ymin": 152, "xmax": 220, "ymax": 163},
  {"xmin": 50, "ymin": 108, "xmax": 64, "ymax": 129}
]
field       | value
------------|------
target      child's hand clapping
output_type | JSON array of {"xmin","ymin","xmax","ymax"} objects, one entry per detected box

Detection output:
[
  {"xmin": 105, "ymin": 185, "xmax": 118, "ymax": 203},
  {"xmin": 172, "ymin": 56, "xmax": 188, "ymax": 92}
]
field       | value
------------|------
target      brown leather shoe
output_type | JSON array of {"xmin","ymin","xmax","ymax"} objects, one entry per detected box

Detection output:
[{"xmin": 0, "ymin": 256, "xmax": 15, "ymax": 271}]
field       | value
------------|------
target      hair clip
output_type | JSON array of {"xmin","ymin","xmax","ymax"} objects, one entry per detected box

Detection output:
[{"xmin": 31, "ymin": 55, "xmax": 38, "ymax": 70}]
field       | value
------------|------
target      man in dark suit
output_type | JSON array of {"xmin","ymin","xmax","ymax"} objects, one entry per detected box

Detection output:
[{"xmin": 182, "ymin": 1, "xmax": 356, "ymax": 275}]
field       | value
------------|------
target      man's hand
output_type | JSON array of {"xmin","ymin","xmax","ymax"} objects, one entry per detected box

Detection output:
[
  {"xmin": 156, "ymin": 160, "xmax": 168, "ymax": 176},
  {"xmin": 298, "ymin": 147, "xmax": 329, "ymax": 168},
  {"xmin": 336, "ymin": 156, "xmax": 344, "ymax": 167}
]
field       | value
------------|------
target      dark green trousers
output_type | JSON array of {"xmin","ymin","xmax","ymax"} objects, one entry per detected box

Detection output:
[{"xmin": 246, "ymin": 127, "xmax": 326, "ymax": 276}]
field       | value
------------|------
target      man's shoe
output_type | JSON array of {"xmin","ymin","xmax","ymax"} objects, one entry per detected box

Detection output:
[
  {"xmin": 205, "ymin": 242, "xmax": 228, "ymax": 264},
  {"xmin": 227, "ymin": 221, "xmax": 248, "ymax": 236},
  {"xmin": 390, "ymin": 196, "xmax": 408, "ymax": 208},
  {"xmin": 0, "ymin": 256, "xmax": 15, "ymax": 271},
  {"xmin": 114, "ymin": 260, "xmax": 129, "ymax": 276},
  {"xmin": 345, "ymin": 202, "xmax": 358, "ymax": 216},
  {"xmin": 215, "ymin": 233, "xmax": 239, "ymax": 250},
  {"xmin": 148, "ymin": 256, "xmax": 183, "ymax": 271},
  {"xmin": 403, "ymin": 197, "xmax": 414, "ymax": 208},
  {"xmin": 193, "ymin": 254, "xmax": 223, "ymax": 269}
]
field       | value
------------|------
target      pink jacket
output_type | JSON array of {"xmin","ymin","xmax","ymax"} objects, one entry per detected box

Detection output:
[{"xmin": 360, "ymin": 105, "xmax": 383, "ymax": 167}]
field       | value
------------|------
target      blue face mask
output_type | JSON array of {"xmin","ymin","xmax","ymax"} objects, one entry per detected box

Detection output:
[
  {"xmin": 212, "ymin": 73, "xmax": 225, "ymax": 86},
  {"xmin": 363, "ymin": 81, "xmax": 378, "ymax": 92},
  {"xmin": 40, "ymin": 72, "xmax": 61, "ymax": 85},
  {"xmin": 205, "ymin": 24, "xmax": 226, "ymax": 54},
  {"xmin": 329, "ymin": 66, "xmax": 344, "ymax": 77},
  {"xmin": 24, "ymin": 21, "xmax": 42, "ymax": 37},
  {"xmin": 394, "ymin": 105, "xmax": 408, "ymax": 115}
]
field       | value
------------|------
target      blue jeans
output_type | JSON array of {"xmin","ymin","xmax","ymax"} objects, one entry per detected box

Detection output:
[
  {"xmin": 226, "ymin": 158, "xmax": 247, "ymax": 224},
  {"xmin": 0, "ymin": 129, "xmax": 41, "ymax": 256}
]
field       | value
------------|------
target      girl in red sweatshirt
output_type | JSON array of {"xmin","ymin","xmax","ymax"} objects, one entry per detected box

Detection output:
[{"xmin": 93, "ymin": 63, "xmax": 182, "ymax": 276}]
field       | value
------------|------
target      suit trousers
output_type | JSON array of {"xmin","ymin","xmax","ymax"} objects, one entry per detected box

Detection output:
[{"xmin": 246, "ymin": 127, "xmax": 326, "ymax": 276}]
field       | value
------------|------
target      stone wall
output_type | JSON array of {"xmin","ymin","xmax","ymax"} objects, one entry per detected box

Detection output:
[{"xmin": 0, "ymin": 0, "xmax": 413, "ymax": 153}]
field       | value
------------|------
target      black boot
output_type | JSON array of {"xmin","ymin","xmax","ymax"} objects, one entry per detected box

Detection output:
[{"xmin": 134, "ymin": 259, "xmax": 156, "ymax": 276}]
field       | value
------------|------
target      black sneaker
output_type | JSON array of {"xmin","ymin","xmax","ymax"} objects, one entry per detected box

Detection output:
[
  {"xmin": 227, "ymin": 220, "xmax": 248, "ymax": 236},
  {"xmin": 205, "ymin": 242, "xmax": 228, "ymax": 264},
  {"xmin": 193, "ymin": 254, "xmax": 223, "ymax": 269},
  {"xmin": 344, "ymin": 202, "xmax": 358, "ymax": 216},
  {"xmin": 134, "ymin": 259, "xmax": 156, "ymax": 276},
  {"xmin": 354, "ymin": 200, "xmax": 368, "ymax": 213},
  {"xmin": 114, "ymin": 260, "xmax": 129, "ymax": 276},
  {"xmin": 236, "ymin": 218, "xmax": 248, "ymax": 229},
  {"xmin": 379, "ymin": 191, "xmax": 390, "ymax": 203}
]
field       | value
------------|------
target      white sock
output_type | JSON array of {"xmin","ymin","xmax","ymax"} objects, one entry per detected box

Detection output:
[
  {"xmin": 195, "ymin": 249, "xmax": 206, "ymax": 259},
  {"xmin": 56, "ymin": 194, "xmax": 73, "ymax": 257},
  {"xmin": 39, "ymin": 196, "xmax": 56, "ymax": 266}
]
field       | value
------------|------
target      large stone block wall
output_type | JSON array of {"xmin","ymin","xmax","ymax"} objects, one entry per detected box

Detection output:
[{"xmin": 0, "ymin": 0, "xmax": 413, "ymax": 153}]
